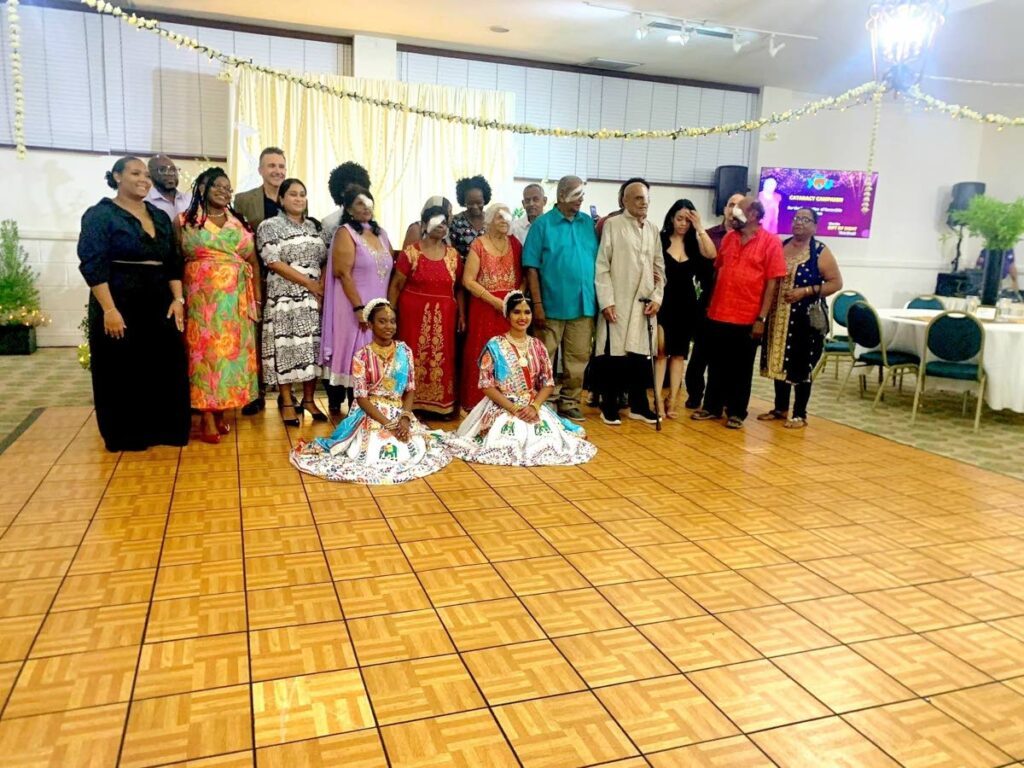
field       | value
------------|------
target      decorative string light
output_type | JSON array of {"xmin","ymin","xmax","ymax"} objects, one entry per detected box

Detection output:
[
  {"xmin": 7, "ymin": 0, "xmax": 25, "ymax": 159},
  {"xmin": 862, "ymin": 85, "xmax": 886, "ymax": 213},
  {"xmin": 2, "ymin": 0, "xmax": 1022, "ymax": 161}
]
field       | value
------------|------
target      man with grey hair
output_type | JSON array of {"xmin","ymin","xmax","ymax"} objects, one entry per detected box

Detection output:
[
  {"xmin": 692, "ymin": 196, "xmax": 786, "ymax": 428},
  {"xmin": 511, "ymin": 183, "xmax": 547, "ymax": 244},
  {"xmin": 595, "ymin": 178, "xmax": 664, "ymax": 425},
  {"xmin": 522, "ymin": 175, "xmax": 599, "ymax": 421}
]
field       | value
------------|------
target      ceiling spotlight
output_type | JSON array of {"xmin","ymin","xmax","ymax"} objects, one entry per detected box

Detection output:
[
  {"xmin": 635, "ymin": 15, "xmax": 649, "ymax": 40},
  {"xmin": 769, "ymin": 34, "xmax": 786, "ymax": 57},
  {"xmin": 732, "ymin": 31, "xmax": 751, "ymax": 53}
]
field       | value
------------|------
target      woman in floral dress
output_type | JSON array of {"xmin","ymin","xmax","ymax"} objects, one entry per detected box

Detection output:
[
  {"xmin": 446, "ymin": 292, "xmax": 596, "ymax": 467},
  {"xmin": 388, "ymin": 204, "xmax": 464, "ymax": 416},
  {"xmin": 291, "ymin": 300, "xmax": 451, "ymax": 484},
  {"xmin": 179, "ymin": 167, "xmax": 259, "ymax": 443},
  {"xmin": 461, "ymin": 202, "xmax": 523, "ymax": 410}
]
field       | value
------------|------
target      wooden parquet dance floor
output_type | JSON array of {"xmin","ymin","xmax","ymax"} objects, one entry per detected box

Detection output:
[{"xmin": 1, "ymin": 403, "xmax": 1023, "ymax": 767}]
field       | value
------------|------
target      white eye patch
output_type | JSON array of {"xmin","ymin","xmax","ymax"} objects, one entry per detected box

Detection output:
[
  {"xmin": 497, "ymin": 209, "xmax": 513, "ymax": 223},
  {"xmin": 566, "ymin": 185, "xmax": 584, "ymax": 201},
  {"xmin": 356, "ymin": 194, "xmax": 373, "ymax": 211},
  {"xmin": 426, "ymin": 214, "xmax": 446, "ymax": 233}
]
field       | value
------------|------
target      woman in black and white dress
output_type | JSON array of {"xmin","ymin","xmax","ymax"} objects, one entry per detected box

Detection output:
[{"xmin": 257, "ymin": 178, "xmax": 329, "ymax": 426}]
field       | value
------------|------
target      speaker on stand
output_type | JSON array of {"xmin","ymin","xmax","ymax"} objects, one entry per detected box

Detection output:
[
  {"xmin": 947, "ymin": 181, "xmax": 985, "ymax": 272},
  {"xmin": 713, "ymin": 166, "xmax": 749, "ymax": 216}
]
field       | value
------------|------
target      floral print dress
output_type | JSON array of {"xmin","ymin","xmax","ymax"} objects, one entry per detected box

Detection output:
[{"xmin": 180, "ymin": 212, "xmax": 259, "ymax": 410}]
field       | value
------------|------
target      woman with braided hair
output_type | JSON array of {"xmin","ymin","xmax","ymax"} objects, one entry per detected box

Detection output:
[
  {"xmin": 177, "ymin": 167, "xmax": 260, "ymax": 443},
  {"xmin": 291, "ymin": 300, "xmax": 452, "ymax": 484}
]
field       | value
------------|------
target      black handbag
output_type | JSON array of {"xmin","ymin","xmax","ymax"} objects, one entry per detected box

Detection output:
[{"xmin": 808, "ymin": 297, "xmax": 830, "ymax": 336}]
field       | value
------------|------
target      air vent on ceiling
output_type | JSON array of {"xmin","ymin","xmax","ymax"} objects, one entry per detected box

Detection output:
[{"xmin": 585, "ymin": 57, "xmax": 642, "ymax": 71}]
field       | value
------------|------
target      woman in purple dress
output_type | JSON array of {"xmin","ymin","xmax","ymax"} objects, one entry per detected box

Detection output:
[{"xmin": 320, "ymin": 186, "xmax": 394, "ymax": 416}]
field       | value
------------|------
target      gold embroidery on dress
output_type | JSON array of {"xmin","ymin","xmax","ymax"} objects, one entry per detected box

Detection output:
[{"xmin": 765, "ymin": 245, "xmax": 812, "ymax": 380}]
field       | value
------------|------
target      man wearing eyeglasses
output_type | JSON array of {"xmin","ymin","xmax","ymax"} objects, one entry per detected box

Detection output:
[{"xmin": 145, "ymin": 155, "xmax": 192, "ymax": 221}]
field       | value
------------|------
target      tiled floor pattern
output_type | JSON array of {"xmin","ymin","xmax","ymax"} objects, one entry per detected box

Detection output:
[
  {"xmin": 1, "ymin": 403, "xmax": 1023, "ymax": 767},
  {"xmin": 3, "ymin": 346, "xmax": 1023, "ymax": 481}
]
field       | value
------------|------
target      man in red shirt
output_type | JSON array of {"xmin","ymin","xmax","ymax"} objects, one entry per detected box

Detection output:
[{"xmin": 692, "ymin": 197, "xmax": 786, "ymax": 428}]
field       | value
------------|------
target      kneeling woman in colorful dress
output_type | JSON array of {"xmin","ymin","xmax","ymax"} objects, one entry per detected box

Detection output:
[
  {"xmin": 290, "ymin": 300, "xmax": 451, "ymax": 484},
  {"xmin": 446, "ymin": 292, "xmax": 596, "ymax": 466}
]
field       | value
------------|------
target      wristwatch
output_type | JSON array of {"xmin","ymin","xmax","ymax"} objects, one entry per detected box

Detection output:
[
  {"xmin": 756, "ymin": 316, "xmax": 767, "ymax": 323},
  {"xmin": 174, "ymin": 297, "xmax": 185, "ymax": 305}
]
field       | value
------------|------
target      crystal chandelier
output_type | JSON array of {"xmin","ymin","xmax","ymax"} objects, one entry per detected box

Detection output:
[{"xmin": 867, "ymin": 0, "xmax": 946, "ymax": 89}]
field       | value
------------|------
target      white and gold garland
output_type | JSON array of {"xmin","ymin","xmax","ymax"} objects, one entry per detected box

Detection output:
[
  {"xmin": 862, "ymin": 85, "xmax": 885, "ymax": 213},
  {"xmin": 905, "ymin": 86, "xmax": 1024, "ymax": 129},
  {"xmin": 7, "ymin": 0, "xmax": 25, "ymax": 159},
  {"xmin": 3, "ymin": 0, "xmax": 1023, "ymax": 159}
]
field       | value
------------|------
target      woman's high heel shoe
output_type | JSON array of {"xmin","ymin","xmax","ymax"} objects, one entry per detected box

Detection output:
[
  {"xmin": 280, "ymin": 402, "xmax": 300, "ymax": 427},
  {"xmin": 301, "ymin": 400, "xmax": 328, "ymax": 422},
  {"xmin": 199, "ymin": 430, "xmax": 221, "ymax": 444}
]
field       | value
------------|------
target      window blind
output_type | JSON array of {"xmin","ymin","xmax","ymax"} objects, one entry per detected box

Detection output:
[
  {"xmin": 1, "ymin": 4, "xmax": 352, "ymax": 158},
  {"xmin": 397, "ymin": 50, "xmax": 757, "ymax": 185}
]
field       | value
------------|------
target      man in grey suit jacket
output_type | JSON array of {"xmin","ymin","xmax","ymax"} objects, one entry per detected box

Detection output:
[{"xmin": 234, "ymin": 147, "xmax": 286, "ymax": 414}]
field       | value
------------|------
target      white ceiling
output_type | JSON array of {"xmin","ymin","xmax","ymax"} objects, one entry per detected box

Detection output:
[{"xmin": 137, "ymin": 0, "xmax": 1024, "ymax": 112}]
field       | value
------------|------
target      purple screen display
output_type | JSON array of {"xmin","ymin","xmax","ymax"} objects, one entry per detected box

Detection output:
[{"xmin": 757, "ymin": 167, "xmax": 879, "ymax": 239}]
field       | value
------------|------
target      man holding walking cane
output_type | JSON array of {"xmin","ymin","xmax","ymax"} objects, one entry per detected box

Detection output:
[{"xmin": 595, "ymin": 179, "xmax": 665, "ymax": 426}]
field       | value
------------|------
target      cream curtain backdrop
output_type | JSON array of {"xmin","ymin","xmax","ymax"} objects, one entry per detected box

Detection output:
[{"xmin": 227, "ymin": 69, "xmax": 516, "ymax": 239}]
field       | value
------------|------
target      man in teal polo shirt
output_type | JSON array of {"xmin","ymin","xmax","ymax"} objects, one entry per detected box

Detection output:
[{"xmin": 523, "ymin": 175, "xmax": 598, "ymax": 422}]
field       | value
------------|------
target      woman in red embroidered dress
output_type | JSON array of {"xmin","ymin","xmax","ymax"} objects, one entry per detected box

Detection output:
[
  {"xmin": 388, "ymin": 204, "xmax": 465, "ymax": 415},
  {"xmin": 460, "ymin": 203, "xmax": 523, "ymax": 411}
]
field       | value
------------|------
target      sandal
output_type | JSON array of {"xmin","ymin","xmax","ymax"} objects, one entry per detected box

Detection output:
[
  {"xmin": 280, "ymin": 402, "xmax": 300, "ymax": 427},
  {"xmin": 783, "ymin": 417, "xmax": 807, "ymax": 429},
  {"xmin": 301, "ymin": 399, "xmax": 328, "ymax": 422},
  {"xmin": 725, "ymin": 416, "xmax": 744, "ymax": 429},
  {"xmin": 756, "ymin": 410, "xmax": 788, "ymax": 421}
]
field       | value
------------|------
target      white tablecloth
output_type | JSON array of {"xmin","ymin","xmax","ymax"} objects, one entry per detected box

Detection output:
[{"xmin": 873, "ymin": 308, "xmax": 1024, "ymax": 412}]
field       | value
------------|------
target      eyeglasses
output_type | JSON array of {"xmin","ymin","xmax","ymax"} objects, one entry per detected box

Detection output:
[
  {"xmin": 210, "ymin": 184, "xmax": 234, "ymax": 194},
  {"xmin": 792, "ymin": 216, "xmax": 815, "ymax": 224},
  {"xmin": 155, "ymin": 165, "xmax": 178, "ymax": 174}
]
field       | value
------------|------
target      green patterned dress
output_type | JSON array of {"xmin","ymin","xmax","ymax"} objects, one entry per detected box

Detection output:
[{"xmin": 180, "ymin": 213, "xmax": 259, "ymax": 410}]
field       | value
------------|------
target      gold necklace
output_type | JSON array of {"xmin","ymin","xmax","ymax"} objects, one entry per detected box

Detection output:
[
  {"xmin": 505, "ymin": 333, "xmax": 529, "ymax": 366},
  {"xmin": 371, "ymin": 340, "xmax": 396, "ymax": 361}
]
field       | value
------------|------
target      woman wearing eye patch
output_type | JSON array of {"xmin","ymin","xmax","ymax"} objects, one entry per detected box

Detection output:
[
  {"xmin": 388, "ymin": 205, "xmax": 465, "ymax": 416},
  {"xmin": 757, "ymin": 207, "xmax": 843, "ymax": 428},
  {"xmin": 460, "ymin": 203, "xmax": 524, "ymax": 411}
]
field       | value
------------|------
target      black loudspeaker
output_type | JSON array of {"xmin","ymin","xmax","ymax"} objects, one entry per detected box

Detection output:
[
  {"xmin": 947, "ymin": 181, "xmax": 985, "ymax": 226},
  {"xmin": 714, "ymin": 166, "xmax": 749, "ymax": 215}
]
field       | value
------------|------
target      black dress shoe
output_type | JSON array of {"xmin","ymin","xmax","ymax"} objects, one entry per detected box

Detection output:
[{"xmin": 241, "ymin": 397, "xmax": 265, "ymax": 416}]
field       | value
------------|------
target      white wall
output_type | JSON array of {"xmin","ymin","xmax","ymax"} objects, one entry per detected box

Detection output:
[
  {"xmin": 0, "ymin": 149, "xmax": 207, "ymax": 346},
  {"xmin": 755, "ymin": 87, "xmax": 994, "ymax": 308}
]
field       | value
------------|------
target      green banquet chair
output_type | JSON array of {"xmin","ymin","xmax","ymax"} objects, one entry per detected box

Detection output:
[
  {"xmin": 911, "ymin": 311, "xmax": 987, "ymax": 431},
  {"xmin": 839, "ymin": 300, "xmax": 920, "ymax": 408},
  {"xmin": 906, "ymin": 295, "xmax": 945, "ymax": 310},
  {"xmin": 814, "ymin": 289, "xmax": 867, "ymax": 380}
]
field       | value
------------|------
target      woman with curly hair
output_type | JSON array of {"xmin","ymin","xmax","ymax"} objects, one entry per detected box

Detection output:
[
  {"xmin": 322, "ymin": 161, "xmax": 372, "ymax": 243},
  {"xmin": 177, "ymin": 167, "xmax": 261, "ymax": 443},
  {"xmin": 450, "ymin": 175, "xmax": 492, "ymax": 259}
]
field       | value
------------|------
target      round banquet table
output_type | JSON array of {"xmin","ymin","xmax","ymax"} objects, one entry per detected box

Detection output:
[{"xmin": 872, "ymin": 308, "xmax": 1024, "ymax": 412}]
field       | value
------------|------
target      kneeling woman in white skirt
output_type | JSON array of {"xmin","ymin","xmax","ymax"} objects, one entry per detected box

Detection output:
[
  {"xmin": 446, "ymin": 291, "xmax": 596, "ymax": 466},
  {"xmin": 290, "ymin": 299, "xmax": 451, "ymax": 484}
]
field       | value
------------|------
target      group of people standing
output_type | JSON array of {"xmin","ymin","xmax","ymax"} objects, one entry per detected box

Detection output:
[{"xmin": 77, "ymin": 146, "xmax": 842, "ymax": 481}]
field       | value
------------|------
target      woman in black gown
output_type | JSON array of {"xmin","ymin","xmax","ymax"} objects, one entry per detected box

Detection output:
[
  {"xmin": 78, "ymin": 156, "xmax": 191, "ymax": 451},
  {"xmin": 654, "ymin": 199, "xmax": 717, "ymax": 418}
]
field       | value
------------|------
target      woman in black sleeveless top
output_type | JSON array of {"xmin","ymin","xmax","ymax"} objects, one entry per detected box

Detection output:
[{"xmin": 655, "ymin": 199, "xmax": 716, "ymax": 418}]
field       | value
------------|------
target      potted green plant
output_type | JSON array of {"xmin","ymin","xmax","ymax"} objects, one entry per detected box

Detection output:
[
  {"xmin": 951, "ymin": 195, "xmax": 1024, "ymax": 305},
  {"xmin": 0, "ymin": 220, "xmax": 49, "ymax": 354}
]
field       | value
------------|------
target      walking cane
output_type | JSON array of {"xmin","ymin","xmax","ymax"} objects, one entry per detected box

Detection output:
[{"xmin": 639, "ymin": 298, "xmax": 661, "ymax": 432}]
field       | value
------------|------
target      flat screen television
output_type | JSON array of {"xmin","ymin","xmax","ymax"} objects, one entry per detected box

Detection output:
[{"xmin": 757, "ymin": 167, "xmax": 879, "ymax": 238}]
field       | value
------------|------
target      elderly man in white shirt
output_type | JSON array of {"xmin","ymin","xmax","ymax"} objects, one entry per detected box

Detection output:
[
  {"xmin": 594, "ymin": 179, "xmax": 665, "ymax": 426},
  {"xmin": 511, "ymin": 183, "xmax": 547, "ymax": 245}
]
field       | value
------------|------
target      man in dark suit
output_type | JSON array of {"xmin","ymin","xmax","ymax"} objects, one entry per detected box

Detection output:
[{"xmin": 234, "ymin": 147, "xmax": 287, "ymax": 414}]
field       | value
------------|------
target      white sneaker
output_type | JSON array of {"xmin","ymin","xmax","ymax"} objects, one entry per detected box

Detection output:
[{"xmin": 601, "ymin": 413, "xmax": 622, "ymax": 426}]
